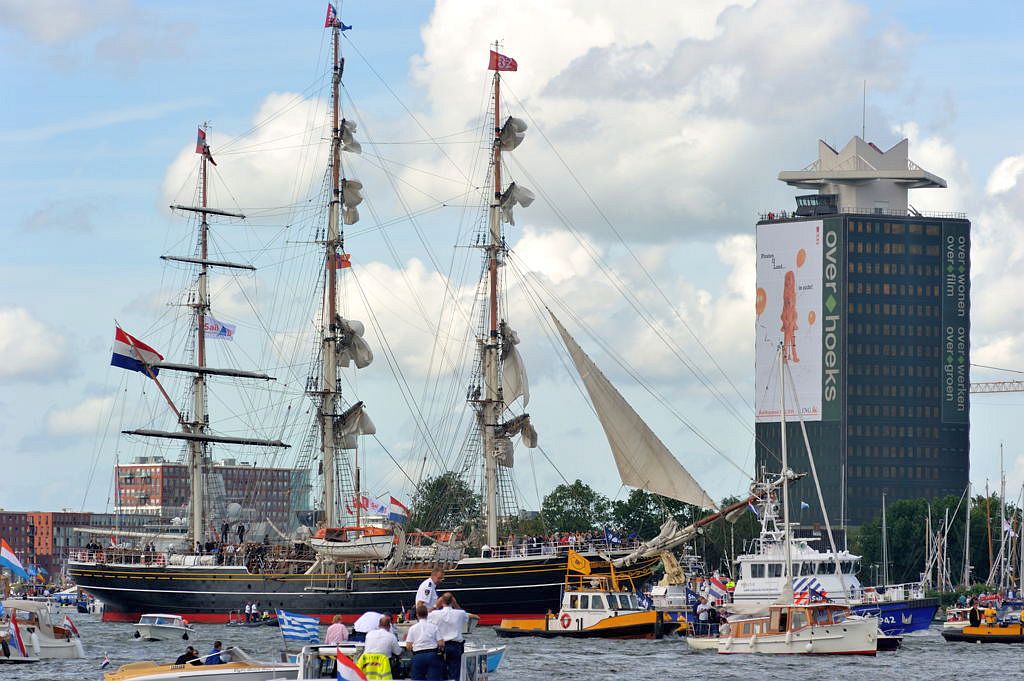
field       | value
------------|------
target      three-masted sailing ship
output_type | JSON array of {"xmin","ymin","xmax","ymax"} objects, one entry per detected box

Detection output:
[{"xmin": 70, "ymin": 10, "xmax": 676, "ymax": 624}]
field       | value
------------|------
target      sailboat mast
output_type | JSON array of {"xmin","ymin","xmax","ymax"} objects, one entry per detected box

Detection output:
[
  {"xmin": 320, "ymin": 23, "xmax": 342, "ymax": 529},
  {"xmin": 483, "ymin": 65, "xmax": 503, "ymax": 548},
  {"xmin": 190, "ymin": 129, "xmax": 210, "ymax": 548},
  {"xmin": 881, "ymin": 491, "xmax": 888, "ymax": 585},
  {"xmin": 1000, "ymin": 443, "xmax": 1007, "ymax": 589},
  {"xmin": 779, "ymin": 347, "xmax": 793, "ymax": 599},
  {"xmin": 963, "ymin": 483, "xmax": 971, "ymax": 588}
]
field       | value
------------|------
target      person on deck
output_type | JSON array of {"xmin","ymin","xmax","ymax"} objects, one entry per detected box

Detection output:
[
  {"xmin": 416, "ymin": 569, "xmax": 444, "ymax": 610},
  {"xmin": 428, "ymin": 593, "xmax": 467, "ymax": 681},
  {"xmin": 206, "ymin": 641, "xmax": 224, "ymax": 664},
  {"xmin": 406, "ymin": 604, "xmax": 443, "ymax": 681},
  {"xmin": 174, "ymin": 646, "xmax": 202, "ymax": 666},
  {"xmin": 326, "ymin": 615, "xmax": 349, "ymax": 644},
  {"xmin": 358, "ymin": 615, "xmax": 403, "ymax": 680}
]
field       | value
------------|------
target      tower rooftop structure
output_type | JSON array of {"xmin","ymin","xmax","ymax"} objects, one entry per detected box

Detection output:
[{"xmin": 778, "ymin": 136, "xmax": 946, "ymax": 215}]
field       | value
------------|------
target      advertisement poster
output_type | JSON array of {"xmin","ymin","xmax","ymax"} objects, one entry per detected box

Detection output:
[{"xmin": 754, "ymin": 220, "xmax": 824, "ymax": 422}]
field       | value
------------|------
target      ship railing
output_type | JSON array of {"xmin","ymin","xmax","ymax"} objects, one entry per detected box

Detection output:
[
  {"xmin": 856, "ymin": 581, "xmax": 926, "ymax": 603},
  {"xmin": 67, "ymin": 549, "xmax": 168, "ymax": 567},
  {"xmin": 482, "ymin": 538, "xmax": 642, "ymax": 559}
]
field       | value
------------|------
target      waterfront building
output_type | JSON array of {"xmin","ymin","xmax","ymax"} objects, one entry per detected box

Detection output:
[
  {"xmin": 754, "ymin": 136, "xmax": 970, "ymax": 527},
  {"xmin": 115, "ymin": 455, "xmax": 309, "ymax": 529}
]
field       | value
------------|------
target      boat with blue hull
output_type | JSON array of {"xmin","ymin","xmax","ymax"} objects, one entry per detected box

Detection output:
[{"xmin": 849, "ymin": 597, "xmax": 939, "ymax": 636}]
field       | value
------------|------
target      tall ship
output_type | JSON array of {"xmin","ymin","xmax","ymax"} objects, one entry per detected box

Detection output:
[{"xmin": 69, "ymin": 9, "xmax": 695, "ymax": 624}]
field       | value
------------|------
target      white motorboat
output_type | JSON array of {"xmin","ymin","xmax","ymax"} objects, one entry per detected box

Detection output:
[
  {"xmin": 2, "ymin": 599, "xmax": 85, "ymax": 659},
  {"xmin": 134, "ymin": 614, "xmax": 196, "ymax": 641},
  {"xmin": 684, "ymin": 635, "xmax": 720, "ymax": 651},
  {"xmin": 719, "ymin": 603, "xmax": 877, "ymax": 655},
  {"xmin": 104, "ymin": 647, "xmax": 296, "ymax": 681},
  {"xmin": 717, "ymin": 351, "xmax": 878, "ymax": 655}
]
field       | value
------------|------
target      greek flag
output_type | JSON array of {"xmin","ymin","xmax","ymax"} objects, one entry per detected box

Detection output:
[{"xmin": 277, "ymin": 610, "xmax": 320, "ymax": 642}]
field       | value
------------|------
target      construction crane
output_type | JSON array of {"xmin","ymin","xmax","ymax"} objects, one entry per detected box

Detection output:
[{"xmin": 971, "ymin": 381, "xmax": 1024, "ymax": 393}]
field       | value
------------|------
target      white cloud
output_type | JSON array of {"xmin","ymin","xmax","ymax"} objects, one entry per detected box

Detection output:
[
  {"xmin": 0, "ymin": 0, "xmax": 195, "ymax": 65},
  {"xmin": 404, "ymin": 0, "xmax": 910, "ymax": 240},
  {"xmin": 45, "ymin": 395, "xmax": 115, "ymax": 436},
  {"xmin": 893, "ymin": 121, "xmax": 971, "ymax": 213},
  {"xmin": 0, "ymin": 307, "xmax": 72, "ymax": 383},
  {"xmin": 986, "ymin": 155, "xmax": 1024, "ymax": 196}
]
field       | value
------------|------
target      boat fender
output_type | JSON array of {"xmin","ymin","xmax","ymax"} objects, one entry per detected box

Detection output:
[
  {"xmin": 182, "ymin": 633, "xmax": 189, "ymax": 641},
  {"xmin": 785, "ymin": 631, "xmax": 793, "ymax": 644},
  {"xmin": 748, "ymin": 635, "xmax": 756, "ymax": 648},
  {"xmin": 133, "ymin": 631, "xmax": 141, "ymax": 638},
  {"xmin": 560, "ymin": 613, "xmax": 571, "ymax": 629},
  {"xmin": 805, "ymin": 641, "xmax": 813, "ymax": 652}
]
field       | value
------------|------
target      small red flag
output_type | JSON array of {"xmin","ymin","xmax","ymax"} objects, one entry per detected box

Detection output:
[{"xmin": 488, "ymin": 50, "xmax": 518, "ymax": 72}]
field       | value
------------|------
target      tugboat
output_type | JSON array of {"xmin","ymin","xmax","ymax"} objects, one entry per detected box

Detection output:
[{"xmin": 495, "ymin": 554, "xmax": 681, "ymax": 639}]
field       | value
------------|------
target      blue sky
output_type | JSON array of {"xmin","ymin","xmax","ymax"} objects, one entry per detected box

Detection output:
[{"xmin": 2, "ymin": 1, "xmax": 1024, "ymax": 520}]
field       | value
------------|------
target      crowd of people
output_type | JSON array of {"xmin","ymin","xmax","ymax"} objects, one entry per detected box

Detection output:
[{"xmin": 482, "ymin": 529, "xmax": 640, "ymax": 558}]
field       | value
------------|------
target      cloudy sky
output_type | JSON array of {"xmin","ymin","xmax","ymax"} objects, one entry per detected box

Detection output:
[{"xmin": 2, "ymin": 0, "xmax": 1024, "ymax": 520}]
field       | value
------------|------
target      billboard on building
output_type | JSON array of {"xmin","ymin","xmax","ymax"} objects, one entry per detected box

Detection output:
[
  {"xmin": 941, "ymin": 221, "xmax": 970, "ymax": 423},
  {"xmin": 754, "ymin": 220, "xmax": 824, "ymax": 422}
]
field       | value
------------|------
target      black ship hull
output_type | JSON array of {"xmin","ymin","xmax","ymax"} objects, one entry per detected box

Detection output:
[{"xmin": 69, "ymin": 553, "xmax": 658, "ymax": 625}]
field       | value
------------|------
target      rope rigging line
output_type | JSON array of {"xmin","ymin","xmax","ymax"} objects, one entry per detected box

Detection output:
[{"xmin": 502, "ymin": 81, "xmax": 757, "ymax": 421}]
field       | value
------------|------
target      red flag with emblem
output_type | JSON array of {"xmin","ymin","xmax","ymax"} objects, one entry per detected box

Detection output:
[{"xmin": 488, "ymin": 50, "xmax": 517, "ymax": 72}]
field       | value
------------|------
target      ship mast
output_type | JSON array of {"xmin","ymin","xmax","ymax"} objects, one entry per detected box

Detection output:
[
  {"xmin": 190, "ymin": 125, "xmax": 212, "ymax": 547},
  {"xmin": 483, "ymin": 62, "xmax": 504, "ymax": 548},
  {"xmin": 319, "ymin": 22, "xmax": 343, "ymax": 529}
]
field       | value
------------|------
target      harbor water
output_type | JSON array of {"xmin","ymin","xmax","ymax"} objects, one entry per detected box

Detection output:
[{"xmin": 8, "ymin": 609, "xmax": 1016, "ymax": 681}]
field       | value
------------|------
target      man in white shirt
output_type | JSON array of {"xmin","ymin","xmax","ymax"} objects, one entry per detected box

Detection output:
[
  {"xmin": 696, "ymin": 597, "xmax": 710, "ymax": 636},
  {"xmin": 405, "ymin": 604, "xmax": 443, "ymax": 680},
  {"xmin": 428, "ymin": 593, "xmax": 468, "ymax": 681},
  {"xmin": 357, "ymin": 615, "xmax": 403, "ymax": 680},
  {"xmin": 415, "ymin": 568, "xmax": 444, "ymax": 611}
]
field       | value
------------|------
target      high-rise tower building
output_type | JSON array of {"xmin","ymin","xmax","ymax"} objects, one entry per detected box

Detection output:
[{"xmin": 754, "ymin": 137, "xmax": 970, "ymax": 527}]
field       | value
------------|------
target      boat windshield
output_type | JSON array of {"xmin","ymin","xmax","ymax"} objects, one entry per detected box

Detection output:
[{"xmin": 590, "ymin": 595, "xmax": 605, "ymax": 610}]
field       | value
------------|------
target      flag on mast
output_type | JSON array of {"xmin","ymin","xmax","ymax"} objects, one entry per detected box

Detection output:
[
  {"xmin": 324, "ymin": 4, "xmax": 352, "ymax": 30},
  {"xmin": 203, "ymin": 316, "xmax": 237, "ymax": 341},
  {"xmin": 328, "ymin": 253, "xmax": 352, "ymax": 269},
  {"xmin": 488, "ymin": 50, "xmax": 518, "ymax": 72},
  {"xmin": 111, "ymin": 327, "xmax": 164, "ymax": 378},
  {"xmin": 195, "ymin": 127, "xmax": 218, "ymax": 166},
  {"xmin": 335, "ymin": 647, "xmax": 368, "ymax": 681}
]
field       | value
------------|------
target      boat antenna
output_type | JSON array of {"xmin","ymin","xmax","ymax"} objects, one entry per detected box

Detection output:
[{"xmin": 861, "ymin": 79, "xmax": 867, "ymax": 140}]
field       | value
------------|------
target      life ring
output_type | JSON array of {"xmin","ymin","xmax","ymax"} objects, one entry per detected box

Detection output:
[{"xmin": 560, "ymin": 613, "xmax": 571, "ymax": 629}]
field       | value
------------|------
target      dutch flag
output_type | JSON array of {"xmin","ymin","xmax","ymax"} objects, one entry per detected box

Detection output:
[
  {"xmin": 336, "ymin": 647, "xmax": 368, "ymax": 681},
  {"xmin": 0, "ymin": 538, "xmax": 29, "ymax": 580},
  {"xmin": 388, "ymin": 497, "xmax": 409, "ymax": 523},
  {"xmin": 110, "ymin": 326, "xmax": 164, "ymax": 378}
]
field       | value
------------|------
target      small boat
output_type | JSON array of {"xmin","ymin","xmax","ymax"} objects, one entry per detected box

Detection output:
[
  {"xmin": 103, "ymin": 647, "xmax": 295, "ymax": 681},
  {"xmin": 2, "ymin": 599, "xmax": 85, "ymax": 659},
  {"xmin": 941, "ymin": 609, "xmax": 1024, "ymax": 643},
  {"xmin": 134, "ymin": 614, "xmax": 196, "ymax": 641},
  {"xmin": 495, "ymin": 565, "xmax": 681, "ymax": 639},
  {"xmin": 308, "ymin": 526, "xmax": 395, "ymax": 561},
  {"xmin": 876, "ymin": 634, "xmax": 903, "ymax": 651},
  {"xmin": 718, "ymin": 603, "xmax": 877, "ymax": 655},
  {"xmin": 685, "ymin": 634, "xmax": 720, "ymax": 651},
  {"xmin": 226, "ymin": 611, "xmax": 269, "ymax": 628}
]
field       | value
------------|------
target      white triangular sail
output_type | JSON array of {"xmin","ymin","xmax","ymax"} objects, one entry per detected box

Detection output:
[{"xmin": 550, "ymin": 312, "xmax": 716, "ymax": 509}]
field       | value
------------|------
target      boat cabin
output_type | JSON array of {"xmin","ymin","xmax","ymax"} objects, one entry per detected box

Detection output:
[
  {"xmin": 555, "ymin": 574, "xmax": 643, "ymax": 631},
  {"xmin": 136, "ymin": 614, "xmax": 188, "ymax": 628},
  {"xmin": 723, "ymin": 603, "xmax": 850, "ymax": 639}
]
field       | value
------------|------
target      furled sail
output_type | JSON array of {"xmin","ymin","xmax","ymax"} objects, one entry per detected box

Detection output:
[
  {"xmin": 498, "ymin": 413, "xmax": 538, "ymax": 448},
  {"xmin": 335, "ymin": 316, "xmax": 373, "ymax": 369},
  {"xmin": 500, "ymin": 322, "xmax": 529, "ymax": 406},
  {"xmin": 340, "ymin": 119, "xmax": 362, "ymax": 154},
  {"xmin": 550, "ymin": 312, "xmax": 716, "ymax": 509},
  {"xmin": 498, "ymin": 182, "xmax": 535, "ymax": 226},
  {"xmin": 343, "ymin": 179, "xmax": 363, "ymax": 225},
  {"xmin": 335, "ymin": 401, "xmax": 376, "ymax": 450},
  {"xmin": 498, "ymin": 116, "xmax": 527, "ymax": 151}
]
